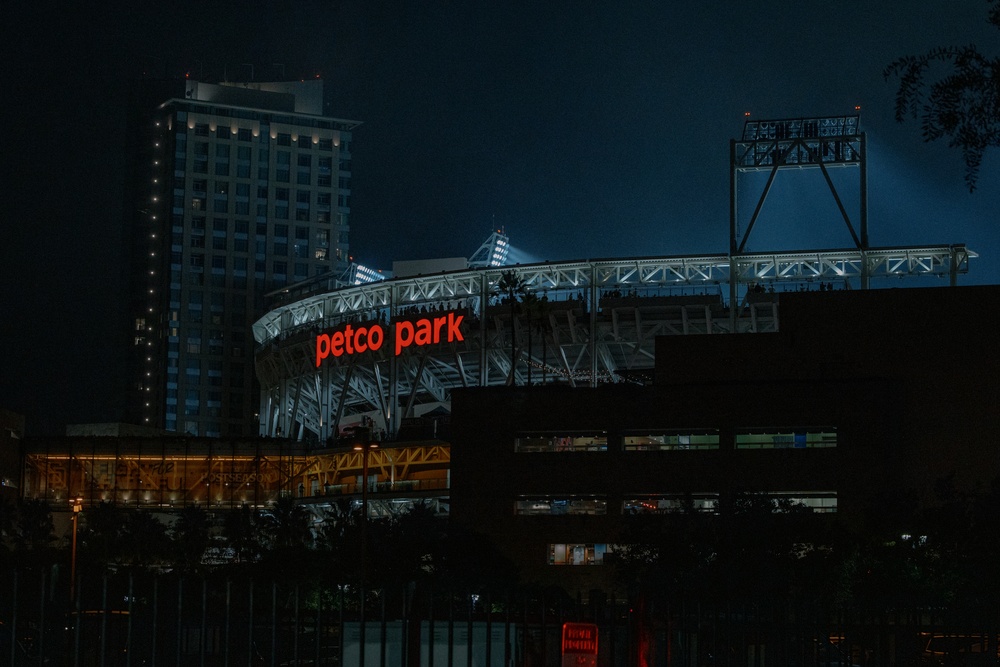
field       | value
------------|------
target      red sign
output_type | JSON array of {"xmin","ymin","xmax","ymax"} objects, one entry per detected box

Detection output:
[
  {"xmin": 316, "ymin": 312, "xmax": 465, "ymax": 366},
  {"xmin": 562, "ymin": 622, "xmax": 598, "ymax": 664}
]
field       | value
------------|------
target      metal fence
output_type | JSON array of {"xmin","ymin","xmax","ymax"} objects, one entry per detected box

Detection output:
[{"xmin": 3, "ymin": 567, "xmax": 999, "ymax": 667}]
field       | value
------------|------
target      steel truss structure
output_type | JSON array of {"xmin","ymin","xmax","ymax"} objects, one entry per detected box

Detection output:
[
  {"xmin": 22, "ymin": 440, "xmax": 450, "ymax": 516},
  {"xmin": 253, "ymin": 245, "xmax": 974, "ymax": 442}
]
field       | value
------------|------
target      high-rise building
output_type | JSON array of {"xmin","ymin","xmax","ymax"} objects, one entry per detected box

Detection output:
[{"xmin": 124, "ymin": 78, "xmax": 360, "ymax": 436}]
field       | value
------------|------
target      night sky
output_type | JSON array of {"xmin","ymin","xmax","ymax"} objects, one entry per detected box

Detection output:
[{"xmin": 2, "ymin": 1, "xmax": 997, "ymax": 434}]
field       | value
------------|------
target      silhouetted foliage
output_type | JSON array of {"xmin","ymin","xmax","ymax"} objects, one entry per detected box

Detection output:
[
  {"xmin": 884, "ymin": 0, "xmax": 1000, "ymax": 190},
  {"xmin": 171, "ymin": 505, "xmax": 213, "ymax": 572}
]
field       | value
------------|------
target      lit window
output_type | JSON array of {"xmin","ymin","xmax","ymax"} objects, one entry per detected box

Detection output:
[
  {"xmin": 735, "ymin": 428, "xmax": 837, "ymax": 449},
  {"xmin": 515, "ymin": 496, "xmax": 607, "ymax": 516},
  {"xmin": 624, "ymin": 493, "xmax": 719, "ymax": 515},
  {"xmin": 624, "ymin": 430, "xmax": 719, "ymax": 451},
  {"xmin": 549, "ymin": 544, "xmax": 613, "ymax": 566},
  {"xmin": 515, "ymin": 433, "xmax": 607, "ymax": 452}
]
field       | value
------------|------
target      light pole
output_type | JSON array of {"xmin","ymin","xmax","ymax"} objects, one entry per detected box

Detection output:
[
  {"xmin": 353, "ymin": 434, "xmax": 377, "ymax": 666},
  {"xmin": 353, "ymin": 438, "xmax": 378, "ymax": 581},
  {"xmin": 70, "ymin": 497, "xmax": 83, "ymax": 603}
]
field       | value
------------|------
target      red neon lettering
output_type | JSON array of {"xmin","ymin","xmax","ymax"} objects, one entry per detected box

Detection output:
[
  {"xmin": 433, "ymin": 315, "xmax": 446, "ymax": 343},
  {"xmin": 355, "ymin": 326, "xmax": 368, "ymax": 353},
  {"xmin": 414, "ymin": 318, "xmax": 432, "ymax": 346},
  {"xmin": 345, "ymin": 325, "xmax": 355, "ymax": 354},
  {"xmin": 395, "ymin": 321, "xmax": 415, "ymax": 355},
  {"xmin": 368, "ymin": 325, "xmax": 384, "ymax": 351},
  {"xmin": 316, "ymin": 334, "xmax": 331, "ymax": 367},
  {"xmin": 331, "ymin": 331, "xmax": 345, "ymax": 356},
  {"xmin": 316, "ymin": 313, "xmax": 463, "ymax": 365},
  {"xmin": 447, "ymin": 312, "xmax": 464, "ymax": 341}
]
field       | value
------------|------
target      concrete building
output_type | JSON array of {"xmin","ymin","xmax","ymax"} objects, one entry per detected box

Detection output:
[
  {"xmin": 449, "ymin": 285, "xmax": 1000, "ymax": 594},
  {"xmin": 124, "ymin": 77, "xmax": 360, "ymax": 437}
]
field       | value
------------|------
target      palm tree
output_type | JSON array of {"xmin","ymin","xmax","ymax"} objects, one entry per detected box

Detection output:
[
  {"xmin": 521, "ymin": 293, "xmax": 552, "ymax": 385},
  {"xmin": 495, "ymin": 270, "xmax": 528, "ymax": 384}
]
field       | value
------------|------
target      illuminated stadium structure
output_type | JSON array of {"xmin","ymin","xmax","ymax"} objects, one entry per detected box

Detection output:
[{"xmin": 254, "ymin": 115, "xmax": 976, "ymax": 443}]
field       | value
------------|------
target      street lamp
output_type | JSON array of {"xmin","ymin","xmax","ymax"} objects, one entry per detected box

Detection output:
[
  {"xmin": 353, "ymin": 438, "xmax": 379, "ymax": 579},
  {"xmin": 70, "ymin": 497, "xmax": 83, "ymax": 603},
  {"xmin": 353, "ymin": 434, "xmax": 378, "ymax": 666}
]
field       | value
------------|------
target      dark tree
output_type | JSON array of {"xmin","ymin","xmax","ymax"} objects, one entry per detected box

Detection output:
[
  {"xmin": 171, "ymin": 505, "xmax": 213, "ymax": 572},
  {"xmin": 884, "ymin": 0, "xmax": 1000, "ymax": 190},
  {"xmin": 119, "ymin": 509, "xmax": 170, "ymax": 570}
]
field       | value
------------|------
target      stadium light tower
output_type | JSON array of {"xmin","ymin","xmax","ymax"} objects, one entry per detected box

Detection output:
[
  {"xmin": 731, "ymin": 114, "xmax": 867, "ymax": 255},
  {"xmin": 468, "ymin": 230, "xmax": 510, "ymax": 268}
]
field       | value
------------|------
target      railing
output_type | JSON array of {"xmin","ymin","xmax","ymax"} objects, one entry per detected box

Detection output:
[{"xmin": 4, "ymin": 567, "xmax": 997, "ymax": 667}]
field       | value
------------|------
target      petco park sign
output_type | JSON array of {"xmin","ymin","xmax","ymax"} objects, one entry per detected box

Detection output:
[{"xmin": 315, "ymin": 312, "xmax": 465, "ymax": 366}]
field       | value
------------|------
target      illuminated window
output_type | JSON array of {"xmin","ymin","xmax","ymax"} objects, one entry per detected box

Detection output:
[
  {"xmin": 515, "ymin": 496, "xmax": 607, "ymax": 516},
  {"xmin": 624, "ymin": 493, "xmax": 719, "ymax": 515},
  {"xmin": 735, "ymin": 428, "xmax": 837, "ymax": 449},
  {"xmin": 515, "ymin": 433, "xmax": 607, "ymax": 452},
  {"xmin": 768, "ymin": 491, "xmax": 838, "ymax": 513},
  {"xmin": 624, "ymin": 430, "xmax": 719, "ymax": 451},
  {"xmin": 549, "ymin": 544, "xmax": 613, "ymax": 566}
]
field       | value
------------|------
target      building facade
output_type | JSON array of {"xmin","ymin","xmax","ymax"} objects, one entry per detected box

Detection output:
[
  {"xmin": 125, "ymin": 78, "xmax": 360, "ymax": 437},
  {"xmin": 449, "ymin": 286, "xmax": 1000, "ymax": 593}
]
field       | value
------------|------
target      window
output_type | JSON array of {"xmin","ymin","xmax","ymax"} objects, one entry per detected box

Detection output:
[
  {"xmin": 318, "ymin": 138, "xmax": 332, "ymax": 151},
  {"xmin": 277, "ymin": 133, "xmax": 291, "ymax": 146},
  {"xmin": 297, "ymin": 154, "xmax": 311, "ymax": 167},
  {"xmin": 767, "ymin": 491, "xmax": 838, "ymax": 513},
  {"xmin": 624, "ymin": 493, "xmax": 719, "ymax": 515},
  {"xmin": 237, "ymin": 128, "xmax": 252, "ymax": 141},
  {"xmin": 549, "ymin": 544, "xmax": 613, "ymax": 566},
  {"xmin": 515, "ymin": 496, "xmax": 607, "ymax": 516},
  {"xmin": 298, "ymin": 135, "xmax": 312, "ymax": 148},
  {"xmin": 194, "ymin": 124, "xmax": 209, "ymax": 136},
  {"xmin": 275, "ymin": 188, "xmax": 289, "ymax": 201},
  {"xmin": 515, "ymin": 433, "xmax": 607, "ymax": 452},
  {"xmin": 735, "ymin": 428, "xmax": 837, "ymax": 449},
  {"xmin": 215, "ymin": 144, "xmax": 230, "ymax": 158},
  {"xmin": 624, "ymin": 430, "xmax": 720, "ymax": 451},
  {"xmin": 216, "ymin": 127, "xmax": 230, "ymax": 140}
]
